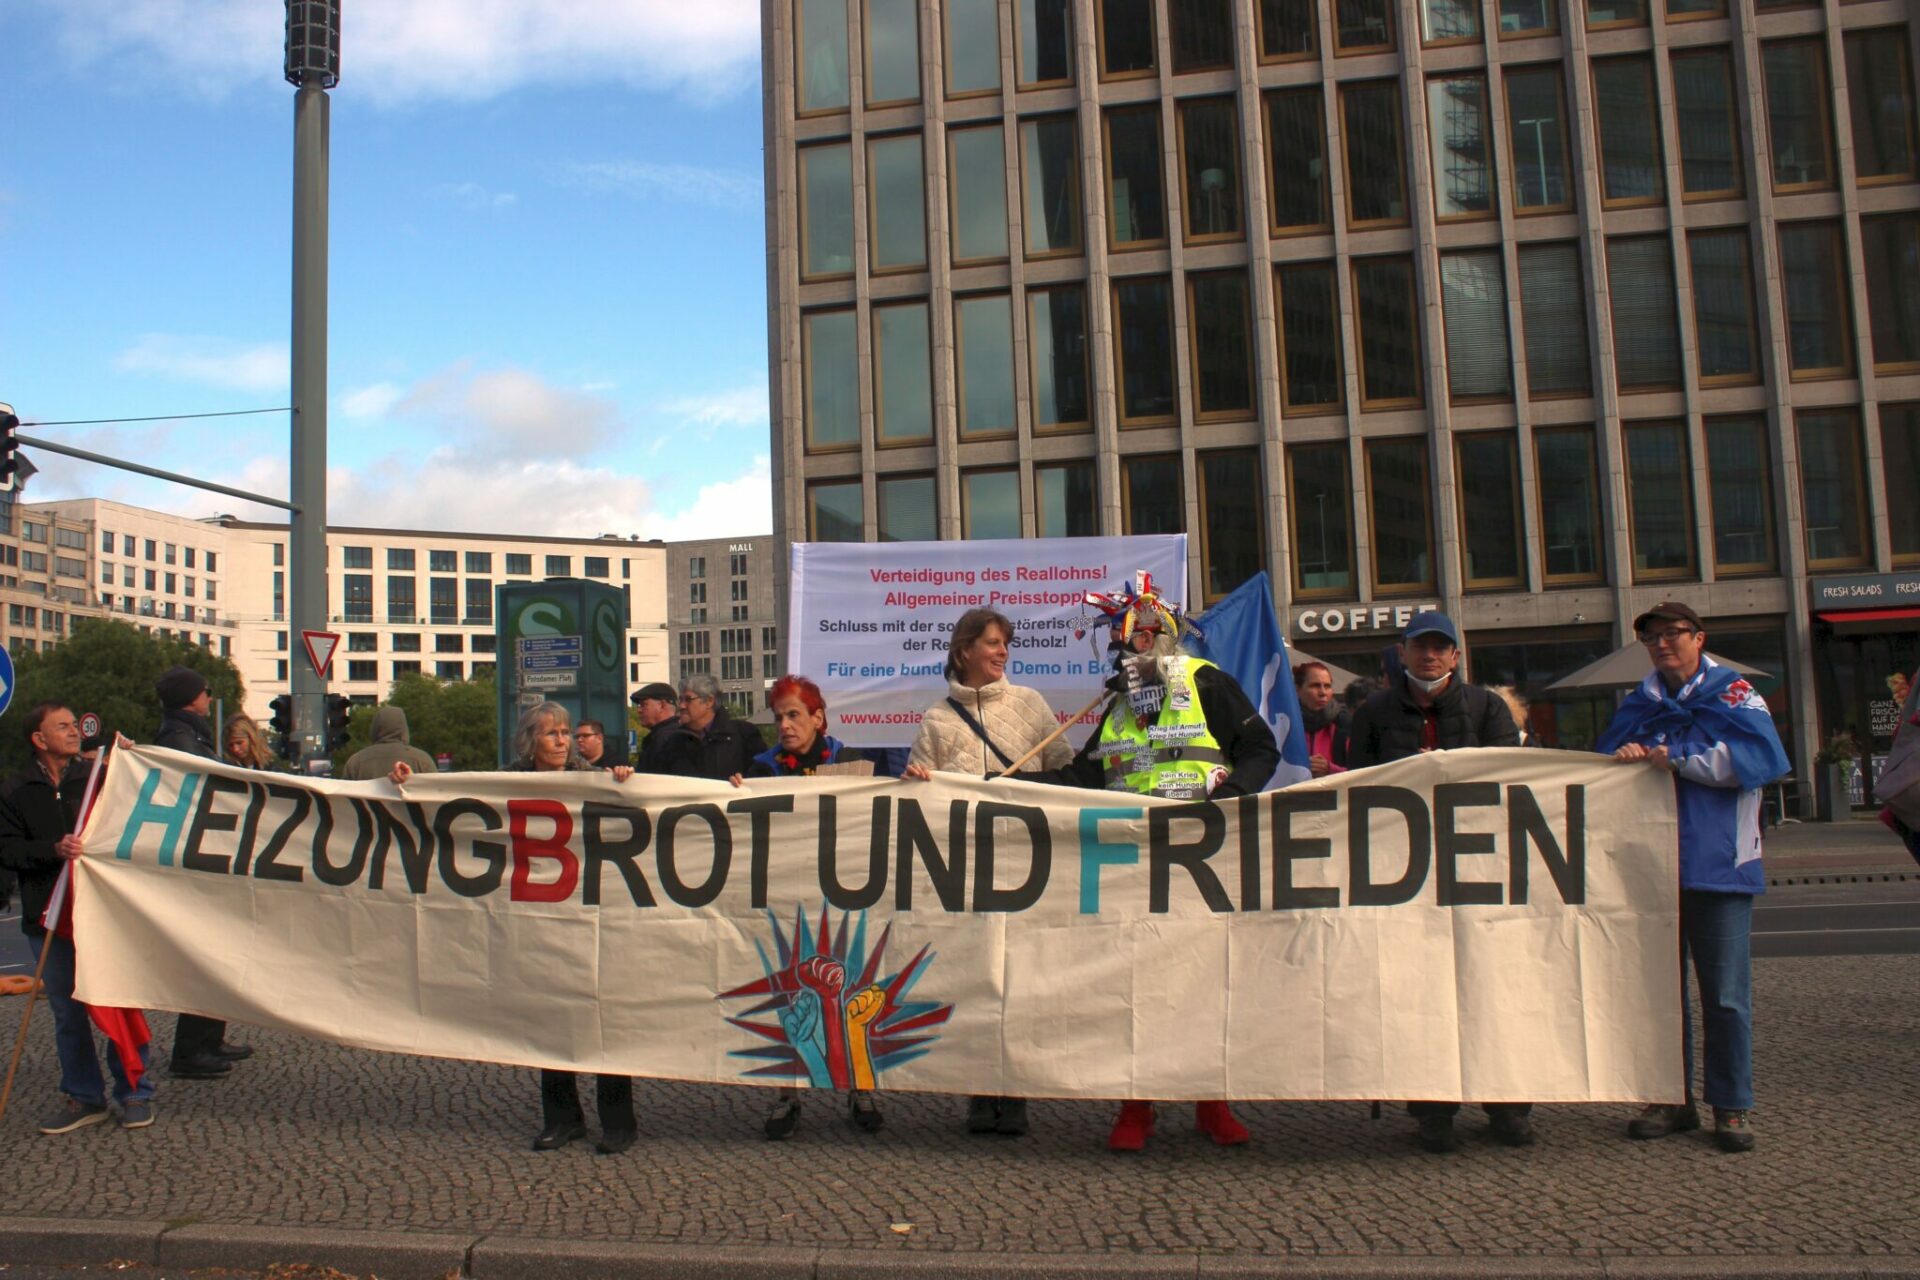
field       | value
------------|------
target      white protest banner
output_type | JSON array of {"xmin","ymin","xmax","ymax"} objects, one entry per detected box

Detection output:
[
  {"xmin": 788, "ymin": 535, "xmax": 1186, "ymax": 747},
  {"xmin": 75, "ymin": 746, "xmax": 1682, "ymax": 1103}
]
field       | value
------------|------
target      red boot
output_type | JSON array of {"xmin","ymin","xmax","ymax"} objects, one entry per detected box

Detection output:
[
  {"xmin": 1108, "ymin": 1101, "xmax": 1156, "ymax": 1152},
  {"xmin": 1195, "ymin": 1100, "xmax": 1250, "ymax": 1146}
]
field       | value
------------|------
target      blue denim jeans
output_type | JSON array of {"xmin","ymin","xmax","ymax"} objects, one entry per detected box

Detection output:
[
  {"xmin": 29, "ymin": 933, "xmax": 154, "ymax": 1108},
  {"xmin": 1680, "ymin": 889, "xmax": 1754, "ymax": 1112}
]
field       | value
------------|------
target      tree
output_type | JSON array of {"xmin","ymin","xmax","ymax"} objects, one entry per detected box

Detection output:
[
  {"xmin": 328, "ymin": 670, "xmax": 499, "ymax": 774},
  {"xmin": 0, "ymin": 618, "xmax": 245, "ymax": 774}
]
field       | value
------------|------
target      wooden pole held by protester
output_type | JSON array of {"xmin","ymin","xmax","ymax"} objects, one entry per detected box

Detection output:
[{"xmin": 995, "ymin": 689, "xmax": 1112, "ymax": 777}]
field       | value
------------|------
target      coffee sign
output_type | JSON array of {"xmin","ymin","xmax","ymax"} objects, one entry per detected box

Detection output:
[{"xmin": 1292, "ymin": 603, "xmax": 1439, "ymax": 637}]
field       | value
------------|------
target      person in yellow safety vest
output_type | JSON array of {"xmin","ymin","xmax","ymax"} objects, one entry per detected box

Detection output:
[{"xmin": 1027, "ymin": 572, "xmax": 1280, "ymax": 1153}]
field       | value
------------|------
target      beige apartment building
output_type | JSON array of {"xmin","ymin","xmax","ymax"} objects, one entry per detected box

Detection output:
[
  {"xmin": 666, "ymin": 535, "xmax": 781, "ymax": 721},
  {"xmin": 762, "ymin": 0, "xmax": 1920, "ymax": 799}
]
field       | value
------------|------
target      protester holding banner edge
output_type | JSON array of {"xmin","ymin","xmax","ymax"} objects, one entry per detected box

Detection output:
[
  {"xmin": 1023, "ymin": 574, "xmax": 1277, "ymax": 1152},
  {"xmin": 0, "ymin": 702, "xmax": 156, "ymax": 1134},
  {"xmin": 1345, "ymin": 611, "xmax": 1529, "ymax": 1154},
  {"xmin": 903, "ymin": 606, "xmax": 1070, "ymax": 1138},
  {"xmin": 729, "ymin": 673, "xmax": 885, "ymax": 1140},
  {"xmin": 1597, "ymin": 601, "xmax": 1791, "ymax": 1154}
]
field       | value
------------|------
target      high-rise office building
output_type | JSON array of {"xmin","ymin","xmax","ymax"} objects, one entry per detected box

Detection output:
[{"xmin": 762, "ymin": 0, "xmax": 1920, "ymax": 797}]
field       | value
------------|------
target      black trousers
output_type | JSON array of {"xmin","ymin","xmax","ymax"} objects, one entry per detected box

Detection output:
[
  {"xmin": 171, "ymin": 1013, "xmax": 227, "ymax": 1065},
  {"xmin": 1407, "ymin": 1101, "xmax": 1532, "ymax": 1120},
  {"xmin": 541, "ymin": 1070, "xmax": 634, "ymax": 1132}
]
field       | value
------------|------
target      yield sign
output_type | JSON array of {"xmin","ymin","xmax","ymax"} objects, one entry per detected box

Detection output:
[{"xmin": 302, "ymin": 630, "xmax": 342, "ymax": 679}]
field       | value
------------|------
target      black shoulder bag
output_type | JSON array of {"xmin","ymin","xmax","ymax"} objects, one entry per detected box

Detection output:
[{"xmin": 946, "ymin": 697, "xmax": 1015, "ymax": 770}]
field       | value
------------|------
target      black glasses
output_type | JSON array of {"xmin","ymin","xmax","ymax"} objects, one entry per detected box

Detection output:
[{"xmin": 1639, "ymin": 627, "xmax": 1697, "ymax": 645}]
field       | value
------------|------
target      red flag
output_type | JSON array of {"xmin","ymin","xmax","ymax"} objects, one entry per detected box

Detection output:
[{"xmin": 45, "ymin": 751, "xmax": 153, "ymax": 1093}]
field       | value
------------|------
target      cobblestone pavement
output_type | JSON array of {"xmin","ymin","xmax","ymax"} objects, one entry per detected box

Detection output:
[{"xmin": 0, "ymin": 953, "xmax": 1913, "ymax": 1264}]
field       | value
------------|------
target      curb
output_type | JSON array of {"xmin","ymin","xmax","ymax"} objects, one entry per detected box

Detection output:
[{"xmin": 1, "ymin": 1218, "xmax": 1916, "ymax": 1280}]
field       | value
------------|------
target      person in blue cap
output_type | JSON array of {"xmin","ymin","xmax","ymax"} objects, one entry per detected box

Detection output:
[
  {"xmin": 1346, "ymin": 609, "xmax": 1527, "ymax": 1153},
  {"xmin": 1596, "ymin": 601, "xmax": 1790, "ymax": 1153}
]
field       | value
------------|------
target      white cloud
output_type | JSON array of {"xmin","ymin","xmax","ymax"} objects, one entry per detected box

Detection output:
[
  {"xmin": 31, "ymin": 0, "xmax": 760, "ymax": 105},
  {"xmin": 340, "ymin": 382, "xmax": 405, "ymax": 419},
  {"xmin": 395, "ymin": 365, "xmax": 619, "ymax": 458},
  {"xmin": 637, "ymin": 455, "xmax": 772, "ymax": 541},
  {"xmin": 435, "ymin": 181, "xmax": 517, "ymax": 211},
  {"xmin": 657, "ymin": 378, "xmax": 768, "ymax": 431},
  {"xmin": 113, "ymin": 335, "xmax": 289, "ymax": 393},
  {"xmin": 561, "ymin": 161, "xmax": 761, "ymax": 211}
]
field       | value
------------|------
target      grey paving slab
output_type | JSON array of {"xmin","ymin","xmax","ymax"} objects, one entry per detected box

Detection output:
[
  {"xmin": 157, "ymin": 1221, "xmax": 471, "ymax": 1278},
  {"xmin": 468, "ymin": 1237, "xmax": 812, "ymax": 1280},
  {"xmin": 0, "ymin": 953, "xmax": 1911, "ymax": 1270}
]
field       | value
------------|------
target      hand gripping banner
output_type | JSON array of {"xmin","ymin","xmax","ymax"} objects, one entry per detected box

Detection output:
[{"xmin": 73, "ymin": 745, "xmax": 1683, "ymax": 1103}]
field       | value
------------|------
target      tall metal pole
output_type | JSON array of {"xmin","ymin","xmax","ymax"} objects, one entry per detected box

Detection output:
[{"xmin": 289, "ymin": 71, "xmax": 332, "ymax": 765}]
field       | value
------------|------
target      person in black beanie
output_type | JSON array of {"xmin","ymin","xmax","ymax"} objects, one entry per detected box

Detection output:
[{"xmin": 150, "ymin": 665, "xmax": 253, "ymax": 1080}]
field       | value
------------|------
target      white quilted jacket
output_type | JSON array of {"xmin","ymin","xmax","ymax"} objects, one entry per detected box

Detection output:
[{"xmin": 907, "ymin": 676, "xmax": 1074, "ymax": 776}]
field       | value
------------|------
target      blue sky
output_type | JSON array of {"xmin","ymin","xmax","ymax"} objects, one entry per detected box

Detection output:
[{"xmin": 0, "ymin": 0, "xmax": 774, "ymax": 539}]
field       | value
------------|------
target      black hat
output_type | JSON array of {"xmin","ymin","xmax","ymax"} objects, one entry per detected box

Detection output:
[
  {"xmin": 631, "ymin": 681, "xmax": 677, "ymax": 706},
  {"xmin": 154, "ymin": 665, "xmax": 209, "ymax": 710},
  {"xmin": 1631, "ymin": 601, "xmax": 1705, "ymax": 634}
]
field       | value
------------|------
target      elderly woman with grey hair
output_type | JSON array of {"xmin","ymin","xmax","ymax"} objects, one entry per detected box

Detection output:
[{"xmin": 388, "ymin": 701, "xmax": 637, "ymax": 1154}]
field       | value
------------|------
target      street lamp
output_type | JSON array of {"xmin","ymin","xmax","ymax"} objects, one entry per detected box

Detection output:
[{"xmin": 285, "ymin": 1, "xmax": 341, "ymax": 88}]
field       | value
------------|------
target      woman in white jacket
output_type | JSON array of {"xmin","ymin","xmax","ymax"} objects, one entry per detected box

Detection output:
[{"xmin": 905, "ymin": 607, "xmax": 1072, "ymax": 1137}]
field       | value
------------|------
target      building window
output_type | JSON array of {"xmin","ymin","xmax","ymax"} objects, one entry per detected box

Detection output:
[
  {"xmin": 1258, "ymin": 0, "xmax": 1314, "ymax": 59},
  {"xmin": 948, "ymin": 125, "xmax": 1010, "ymax": 264},
  {"xmin": 125, "ymin": 534, "xmax": 136, "ymax": 556},
  {"xmin": 466, "ymin": 551, "xmax": 492, "ymax": 573},
  {"xmin": 1021, "ymin": 115, "xmax": 1083, "ymax": 256},
  {"xmin": 1029, "ymin": 285, "xmax": 1090, "ymax": 432},
  {"xmin": 1624, "ymin": 421, "xmax": 1697, "ymax": 581},
  {"xmin": 1846, "ymin": 28, "xmax": 1917, "ymax": 184},
  {"xmin": 343, "ymin": 545, "xmax": 372, "ymax": 569},
  {"xmin": 1516, "ymin": 242, "xmax": 1590, "ymax": 398},
  {"xmin": 1199, "ymin": 450, "xmax": 1262, "ymax": 602},
  {"xmin": 1365, "ymin": 439, "xmax": 1434, "ymax": 593},
  {"xmin": 505, "ymin": 553, "xmax": 532, "ymax": 576},
  {"xmin": 348, "ymin": 660, "xmax": 378, "ymax": 683},
  {"xmin": 1586, "ymin": 0, "xmax": 1646, "ymax": 27},
  {"xmin": 390, "ymin": 633, "xmax": 421, "ymax": 656},
  {"xmin": 1440, "ymin": 250, "xmax": 1513, "ymax": 401},
  {"xmin": 1882, "ymin": 405, "xmax": 1920, "ymax": 566},
  {"xmin": 797, "ymin": 0, "xmax": 851, "ymax": 112},
  {"xmin": 1170, "ymin": 0, "xmax": 1233, "ymax": 71},
  {"xmin": 344, "ymin": 574, "xmax": 373, "ymax": 622},
  {"xmin": 430, "ymin": 549, "xmax": 456, "ymax": 572},
  {"xmin": 808, "ymin": 482, "xmax": 864, "ymax": 541},
  {"xmin": 691, "ymin": 581, "xmax": 708, "ymax": 605},
  {"xmin": 100, "ymin": 530, "xmax": 113, "ymax": 553},
  {"xmin": 387, "ymin": 576, "xmax": 416, "ymax": 622},
  {"xmin": 584, "ymin": 557, "xmax": 609, "ymax": 578},
  {"xmin": 1018, "ymin": 0, "xmax": 1073, "ymax": 86},
  {"xmin": 1341, "ymin": 81, "xmax": 1408, "ymax": 227},
  {"xmin": 963, "ymin": 469, "xmax": 1022, "ymax": 539},
  {"xmin": 1276, "ymin": 261, "xmax": 1343, "ymax": 413},
  {"xmin": 957, "ymin": 294, "xmax": 1017, "ymax": 437},
  {"xmin": 1264, "ymin": 87, "xmax": 1329, "ymax": 232},
  {"xmin": 1122, "ymin": 455, "xmax": 1184, "ymax": 534},
  {"xmin": 1177, "ymin": 96, "xmax": 1242, "ymax": 241},
  {"xmin": 1105, "ymin": 105, "xmax": 1166, "ymax": 247},
  {"xmin": 878, "ymin": 474, "xmax": 937, "ymax": 542},
  {"xmin": 1671, "ymin": 48, "xmax": 1742, "ymax": 198},
  {"xmin": 1688, "ymin": 229, "xmax": 1759, "ymax": 385},
  {"xmin": 1592, "ymin": 57, "xmax": 1663, "ymax": 206},
  {"xmin": 1455, "ymin": 433, "xmax": 1524, "ymax": 589},
  {"xmin": 1778, "ymin": 221, "xmax": 1853, "ymax": 378},
  {"xmin": 866, "ymin": 302, "xmax": 933, "ymax": 446},
  {"xmin": 1352, "ymin": 256, "xmax": 1422, "ymax": 407},
  {"xmin": 1763, "ymin": 39, "xmax": 1834, "ymax": 192},
  {"xmin": 1535, "ymin": 427, "xmax": 1603, "ymax": 584},
  {"xmin": 1606, "ymin": 235, "xmax": 1683, "ymax": 390},
  {"xmin": 800, "ymin": 142, "xmax": 854, "ymax": 279},
  {"xmin": 1667, "ymin": 0, "xmax": 1722, "ymax": 16},
  {"xmin": 1705, "ymin": 416, "xmax": 1776, "ymax": 575},
  {"xmin": 1336, "ymin": 0, "xmax": 1394, "ymax": 52},
  {"xmin": 164, "ymin": 543, "xmax": 175, "ymax": 565},
  {"xmin": 866, "ymin": 0, "xmax": 920, "ymax": 104},
  {"xmin": 803, "ymin": 309, "xmax": 859, "ymax": 449},
  {"xmin": 730, "ymin": 551, "xmax": 749, "ymax": 576},
  {"xmin": 429, "ymin": 578, "xmax": 458, "ymax": 625},
  {"xmin": 347, "ymin": 632, "xmax": 377, "ymax": 652},
  {"xmin": 867, "ymin": 133, "xmax": 927, "ymax": 271},
  {"xmin": 144, "ymin": 539, "xmax": 157, "ymax": 560},
  {"xmin": 544, "ymin": 555, "xmax": 570, "ymax": 577},
  {"xmin": 1504, "ymin": 64, "xmax": 1571, "ymax": 213},
  {"xmin": 1100, "ymin": 0, "xmax": 1156, "ymax": 76},
  {"xmin": 1427, "ymin": 73, "xmax": 1494, "ymax": 220},
  {"xmin": 1187, "ymin": 270, "xmax": 1254, "ymax": 418},
  {"xmin": 1421, "ymin": 0, "xmax": 1479, "ymax": 43},
  {"xmin": 1036, "ymin": 462, "xmax": 1096, "ymax": 537},
  {"xmin": 1113, "ymin": 276, "xmax": 1177, "ymax": 424},
  {"xmin": 1287, "ymin": 443, "xmax": 1354, "ymax": 598},
  {"xmin": 1797, "ymin": 410, "xmax": 1870, "ymax": 568},
  {"xmin": 436, "ymin": 662, "xmax": 463, "ymax": 680},
  {"xmin": 946, "ymin": 0, "xmax": 1000, "ymax": 94},
  {"xmin": 1863, "ymin": 214, "xmax": 1920, "ymax": 372}
]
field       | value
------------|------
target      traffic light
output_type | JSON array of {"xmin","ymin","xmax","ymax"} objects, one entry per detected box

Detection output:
[
  {"xmin": 268, "ymin": 694, "xmax": 295, "ymax": 760},
  {"xmin": 0, "ymin": 404, "xmax": 19, "ymax": 493},
  {"xmin": 325, "ymin": 693, "xmax": 352, "ymax": 753}
]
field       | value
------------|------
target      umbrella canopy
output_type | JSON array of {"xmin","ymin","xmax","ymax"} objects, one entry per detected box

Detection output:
[
  {"xmin": 1545, "ymin": 642, "xmax": 1770, "ymax": 692},
  {"xmin": 1290, "ymin": 650, "xmax": 1368, "ymax": 694}
]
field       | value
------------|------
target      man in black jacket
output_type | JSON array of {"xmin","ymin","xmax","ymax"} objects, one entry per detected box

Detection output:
[
  {"xmin": 1346, "ymin": 612, "xmax": 1525, "ymax": 1154},
  {"xmin": 630, "ymin": 682, "xmax": 681, "ymax": 774},
  {"xmin": 650, "ymin": 674, "xmax": 762, "ymax": 781},
  {"xmin": 0, "ymin": 703, "xmax": 157, "ymax": 1132},
  {"xmin": 150, "ymin": 666, "xmax": 251, "ymax": 1079}
]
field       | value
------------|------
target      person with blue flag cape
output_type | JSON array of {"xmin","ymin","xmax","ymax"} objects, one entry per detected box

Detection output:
[
  {"xmin": 1187, "ymin": 571, "xmax": 1313, "ymax": 789},
  {"xmin": 1596, "ymin": 601, "xmax": 1790, "ymax": 1154}
]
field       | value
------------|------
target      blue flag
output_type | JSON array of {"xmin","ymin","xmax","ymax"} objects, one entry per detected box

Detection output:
[{"xmin": 1188, "ymin": 572, "xmax": 1312, "ymax": 789}]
